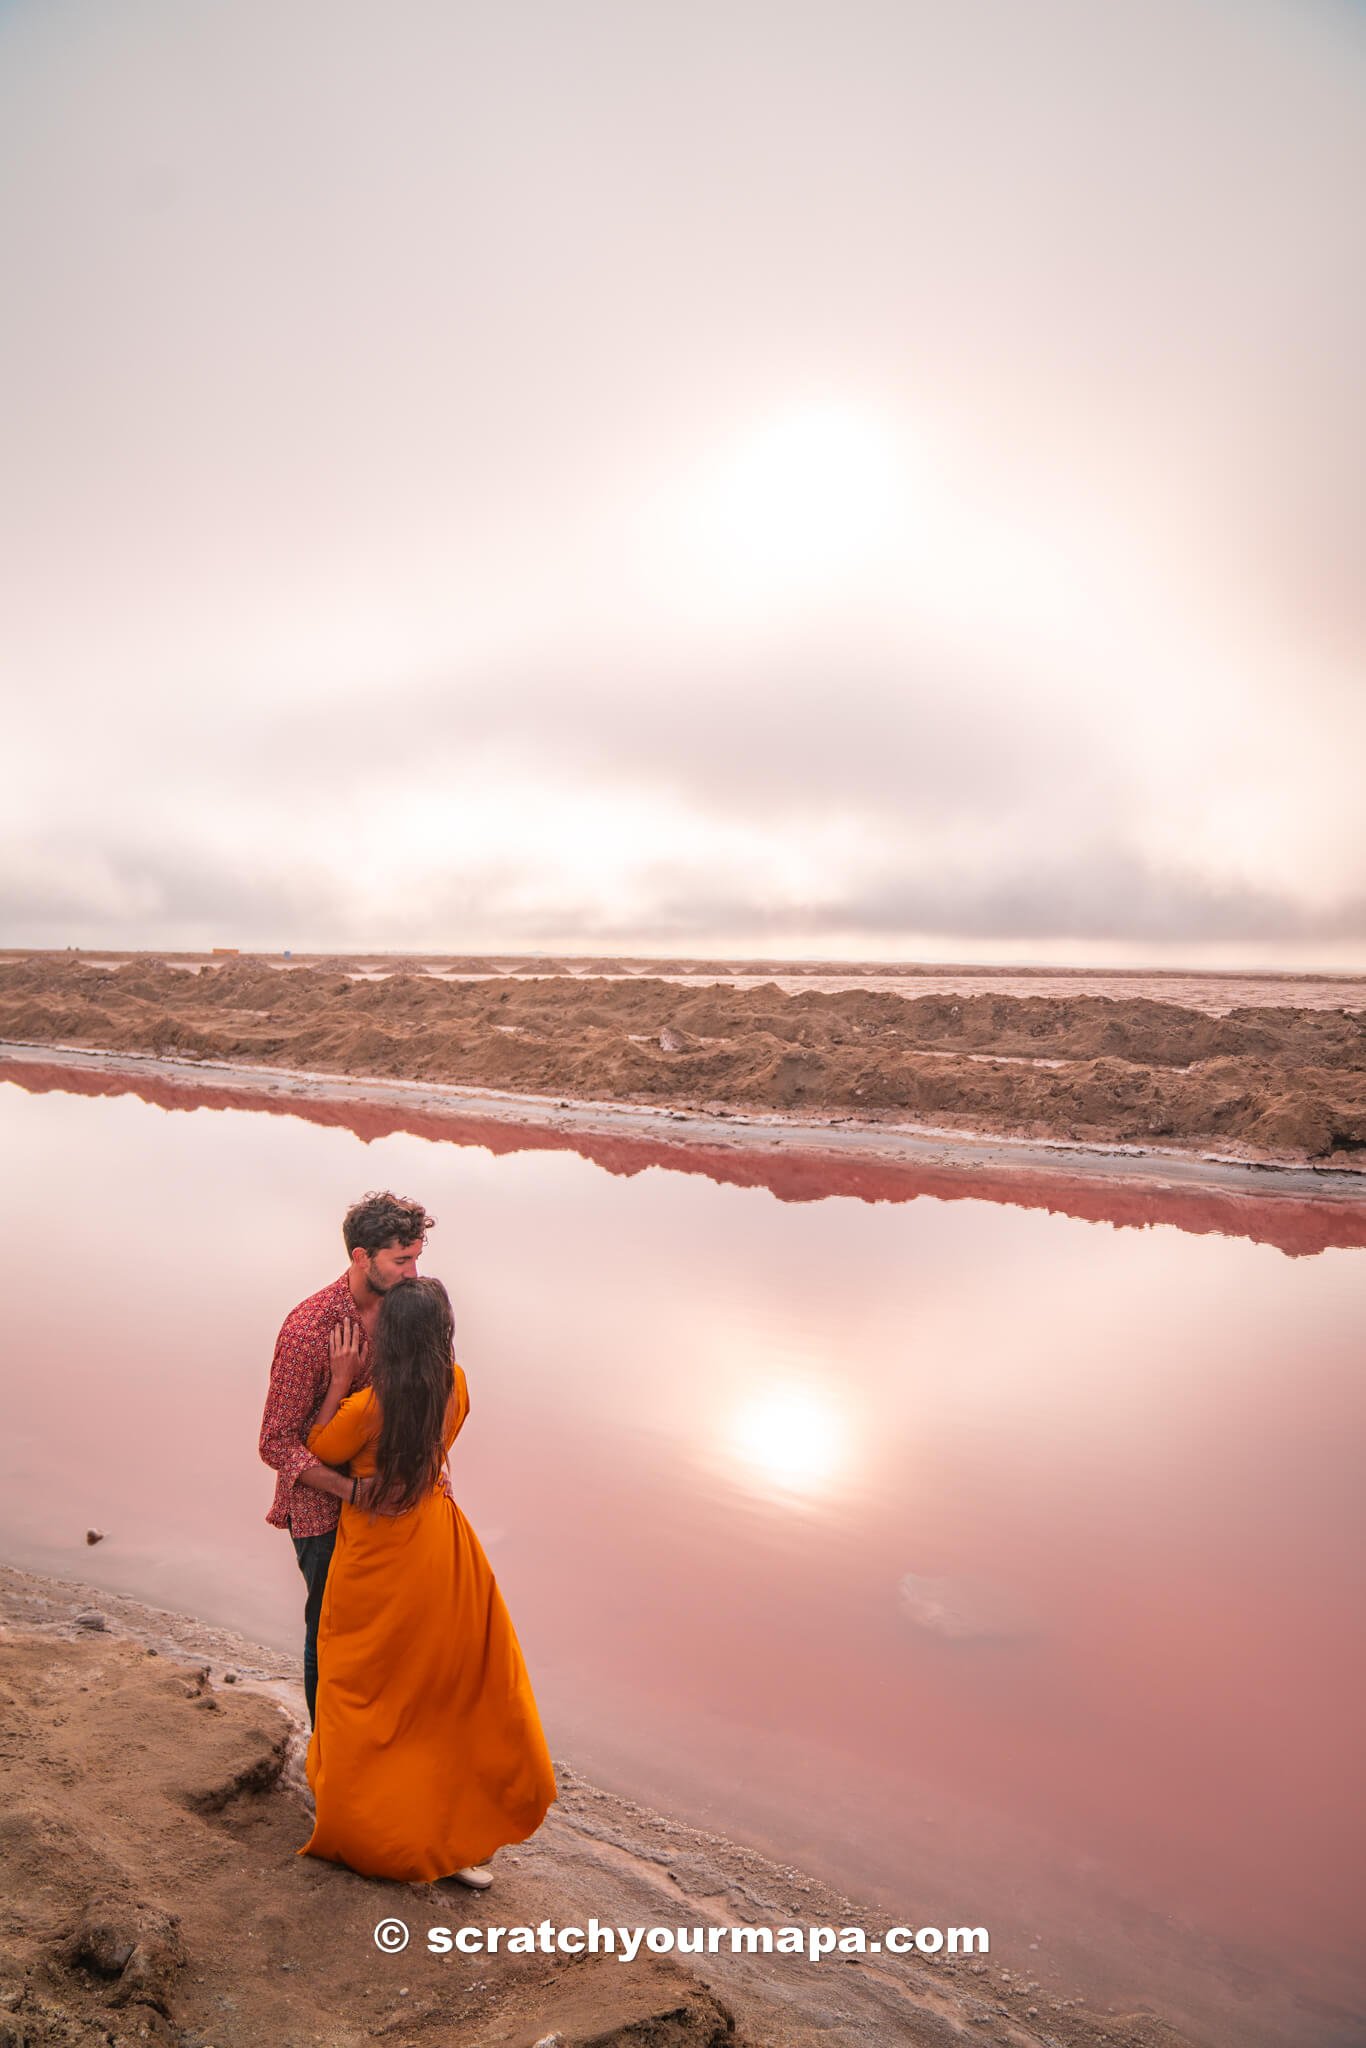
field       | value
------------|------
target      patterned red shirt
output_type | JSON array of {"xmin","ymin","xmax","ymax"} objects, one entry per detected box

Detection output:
[{"xmin": 259, "ymin": 1274, "xmax": 371, "ymax": 1535}]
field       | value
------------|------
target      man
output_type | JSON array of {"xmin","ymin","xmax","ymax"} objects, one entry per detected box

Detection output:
[{"xmin": 259, "ymin": 1190, "xmax": 434, "ymax": 1724}]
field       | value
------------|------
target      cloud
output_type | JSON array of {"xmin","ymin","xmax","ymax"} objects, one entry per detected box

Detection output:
[
  {"xmin": 534, "ymin": 853, "xmax": 1366, "ymax": 948},
  {"xmin": 4, "ymin": 822, "xmax": 1362, "ymax": 955},
  {"xmin": 1, "ymin": 0, "xmax": 1363, "ymax": 963},
  {"xmin": 239, "ymin": 639, "xmax": 1126, "ymax": 828},
  {"xmin": 0, "ymin": 841, "xmax": 346, "ymax": 943}
]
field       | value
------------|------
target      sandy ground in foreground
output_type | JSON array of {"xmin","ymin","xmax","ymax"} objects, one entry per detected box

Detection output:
[
  {"xmin": 0, "ymin": 1566, "xmax": 1209, "ymax": 2048},
  {"xmin": 0, "ymin": 951, "xmax": 1363, "ymax": 1167}
]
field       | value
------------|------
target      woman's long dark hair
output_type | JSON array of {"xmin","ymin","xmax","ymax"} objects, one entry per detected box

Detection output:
[{"xmin": 369, "ymin": 1276, "xmax": 455, "ymax": 1513}]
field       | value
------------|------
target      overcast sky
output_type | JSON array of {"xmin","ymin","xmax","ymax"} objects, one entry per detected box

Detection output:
[{"xmin": 2, "ymin": 0, "xmax": 1363, "ymax": 964}]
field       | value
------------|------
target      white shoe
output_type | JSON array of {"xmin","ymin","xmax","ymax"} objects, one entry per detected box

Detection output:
[{"xmin": 450, "ymin": 1865, "xmax": 494, "ymax": 1890}]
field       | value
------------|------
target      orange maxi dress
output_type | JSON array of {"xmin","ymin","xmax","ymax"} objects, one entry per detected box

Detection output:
[{"xmin": 301, "ymin": 1368, "xmax": 556, "ymax": 1880}]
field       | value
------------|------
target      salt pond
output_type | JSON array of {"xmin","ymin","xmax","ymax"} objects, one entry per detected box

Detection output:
[{"xmin": 2, "ymin": 1064, "xmax": 1362, "ymax": 2046}]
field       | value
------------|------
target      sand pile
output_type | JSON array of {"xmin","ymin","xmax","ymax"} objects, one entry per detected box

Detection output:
[{"xmin": 1, "ymin": 953, "xmax": 1363, "ymax": 1165}]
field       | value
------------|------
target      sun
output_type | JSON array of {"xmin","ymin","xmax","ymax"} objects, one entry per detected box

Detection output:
[{"xmin": 682, "ymin": 400, "xmax": 913, "ymax": 602}]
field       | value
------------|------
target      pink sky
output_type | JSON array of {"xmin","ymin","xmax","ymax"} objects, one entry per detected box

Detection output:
[{"xmin": 1, "ymin": 0, "xmax": 1362, "ymax": 964}]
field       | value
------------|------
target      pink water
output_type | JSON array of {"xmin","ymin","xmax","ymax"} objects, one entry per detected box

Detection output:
[{"xmin": 2, "ymin": 1066, "xmax": 1363, "ymax": 2046}]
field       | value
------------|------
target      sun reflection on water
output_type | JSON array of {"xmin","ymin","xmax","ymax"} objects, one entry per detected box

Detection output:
[{"xmin": 723, "ymin": 1383, "xmax": 852, "ymax": 1503}]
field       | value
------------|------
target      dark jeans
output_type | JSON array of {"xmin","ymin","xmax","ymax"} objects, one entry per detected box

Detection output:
[{"xmin": 292, "ymin": 1528, "xmax": 337, "ymax": 1727}]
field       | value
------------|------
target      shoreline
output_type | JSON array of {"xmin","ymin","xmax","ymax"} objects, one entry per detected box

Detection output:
[
  {"xmin": 5, "ymin": 1037, "xmax": 1364, "ymax": 1197},
  {"xmin": 3, "ymin": 1559, "xmax": 1351, "ymax": 2048},
  {"xmin": 7, "ymin": 1041, "xmax": 1366, "ymax": 1262},
  {"xmin": 2, "ymin": 950, "xmax": 1362, "ymax": 1171},
  {"xmin": 0, "ymin": 1560, "xmax": 1173, "ymax": 2048}
]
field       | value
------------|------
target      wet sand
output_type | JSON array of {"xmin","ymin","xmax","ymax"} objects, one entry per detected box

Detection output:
[
  {"xmin": 0, "ymin": 1563, "xmax": 1273, "ymax": 2048},
  {"xmin": 0, "ymin": 950, "xmax": 1363, "ymax": 1167}
]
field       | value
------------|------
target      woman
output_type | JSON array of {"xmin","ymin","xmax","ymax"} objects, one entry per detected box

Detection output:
[{"xmin": 301, "ymin": 1275, "xmax": 556, "ymax": 1884}]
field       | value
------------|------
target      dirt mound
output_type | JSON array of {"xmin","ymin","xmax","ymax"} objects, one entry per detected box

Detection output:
[{"xmin": 1, "ymin": 953, "xmax": 1362, "ymax": 1164}]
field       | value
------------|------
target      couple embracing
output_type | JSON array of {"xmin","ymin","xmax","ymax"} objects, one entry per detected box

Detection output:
[{"xmin": 258, "ymin": 1191, "xmax": 555, "ymax": 1887}]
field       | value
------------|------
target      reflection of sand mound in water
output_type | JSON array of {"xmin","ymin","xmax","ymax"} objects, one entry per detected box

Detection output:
[
  {"xmin": 6, "ymin": 1054, "xmax": 1365, "ymax": 1256},
  {"xmin": 899, "ymin": 1574, "xmax": 1037, "ymax": 1643},
  {"xmin": 1, "ymin": 953, "xmax": 1363, "ymax": 1165}
]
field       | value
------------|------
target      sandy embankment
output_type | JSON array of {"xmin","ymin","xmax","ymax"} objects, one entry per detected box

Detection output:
[
  {"xmin": 0, "ymin": 953, "xmax": 1363, "ymax": 1167},
  {"xmin": 0, "ymin": 1567, "xmax": 1192, "ymax": 2048}
]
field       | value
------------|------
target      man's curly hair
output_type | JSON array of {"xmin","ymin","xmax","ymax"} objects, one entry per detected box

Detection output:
[{"xmin": 342, "ymin": 1191, "xmax": 435, "ymax": 1256}]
